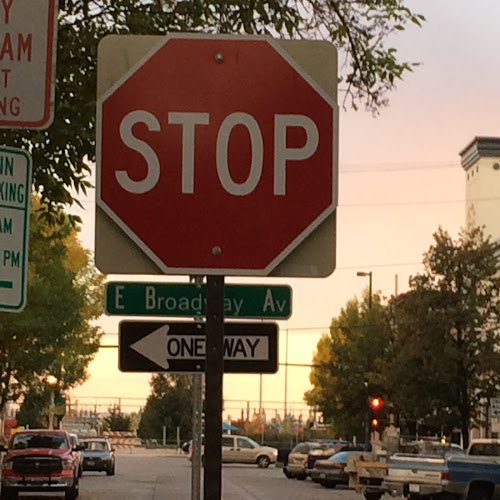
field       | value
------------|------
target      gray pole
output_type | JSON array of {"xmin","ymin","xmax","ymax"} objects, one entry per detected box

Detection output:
[
  {"xmin": 191, "ymin": 374, "xmax": 202, "ymax": 500},
  {"xmin": 190, "ymin": 275, "xmax": 204, "ymax": 500},
  {"xmin": 368, "ymin": 272, "xmax": 373, "ymax": 309},
  {"xmin": 284, "ymin": 328, "xmax": 289, "ymax": 420}
]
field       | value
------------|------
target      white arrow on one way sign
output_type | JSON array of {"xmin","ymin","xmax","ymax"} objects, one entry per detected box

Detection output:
[{"xmin": 130, "ymin": 324, "xmax": 172, "ymax": 370}]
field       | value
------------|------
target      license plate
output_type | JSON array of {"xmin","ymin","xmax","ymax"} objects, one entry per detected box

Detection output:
[
  {"xmin": 320, "ymin": 473, "xmax": 326, "ymax": 479},
  {"xmin": 409, "ymin": 484, "xmax": 420, "ymax": 493},
  {"xmin": 87, "ymin": 460, "xmax": 95, "ymax": 466}
]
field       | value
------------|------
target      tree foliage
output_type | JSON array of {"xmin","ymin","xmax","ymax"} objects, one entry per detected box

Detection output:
[
  {"xmin": 388, "ymin": 227, "xmax": 500, "ymax": 446},
  {"xmin": 305, "ymin": 291, "xmax": 390, "ymax": 440},
  {"xmin": 0, "ymin": 0, "xmax": 423, "ymax": 217},
  {"xmin": 138, "ymin": 374, "xmax": 193, "ymax": 442},
  {"xmin": 0, "ymin": 198, "xmax": 104, "ymax": 414},
  {"xmin": 104, "ymin": 404, "xmax": 131, "ymax": 431},
  {"xmin": 308, "ymin": 226, "xmax": 500, "ymax": 447}
]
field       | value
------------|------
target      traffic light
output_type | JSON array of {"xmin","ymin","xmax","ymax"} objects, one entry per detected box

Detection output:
[
  {"xmin": 369, "ymin": 396, "xmax": 384, "ymax": 411},
  {"xmin": 368, "ymin": 396, "xmax": 385, "ymax": 430}
]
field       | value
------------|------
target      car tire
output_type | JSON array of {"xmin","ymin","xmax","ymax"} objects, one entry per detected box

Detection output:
[
  {"xmin": 65, "ymin": 485, "xmax": 78, "ymax": 500},
  {"xmin": 296, "ymin": 474, "xmax": 307, "ymax": 481},
  {"xmin": 107, "ymin": 463, "xmax": 115, "ymax": 476},
  {"xmin": 365, "ymin": 493, "xmax": 382, "ymax": 500},
  {"xmin": 0, "ymin": 487, "xmax": 17, "ymax": 500},
  {"xmin": 283, "ymin": 469, "xmax": 295, "ymax": 479},
  {"xmin": 322, "ymin": 481, "xmax": 337, "ymax": 488},
  {"xmin": 257, "ymin": 455, "xmax": 271, "ymax": 468}
]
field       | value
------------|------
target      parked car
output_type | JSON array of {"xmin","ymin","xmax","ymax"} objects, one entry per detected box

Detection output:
[
  {"xmin": 311, "ymin": 450, "xmax": 363, "ymax": 488},
  {"xmin": 81, "ymin": 438, "xmax": 115, "ymax": 475},
  {"xmin": 283, "ymin": 441, "xmax": 322, "ymax": 480},
  {"xmin": 0, "ymin": 429, "xmax": 80, "ymax": 500},
  {"xmin": 190, "ymin": 434, "xmax": 278, "ymax": 468},
  {"xmin": 69, "ymin": 433, "xmax": 83, "ymax": 478},
  {"xmin": 307, "ymin": 442, "xmax": 350, "ymax": 480}
]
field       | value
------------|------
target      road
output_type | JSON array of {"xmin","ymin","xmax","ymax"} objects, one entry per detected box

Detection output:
[{"xmin": 67, "ymin": 450, "xmax": 360, "ymax": 500}]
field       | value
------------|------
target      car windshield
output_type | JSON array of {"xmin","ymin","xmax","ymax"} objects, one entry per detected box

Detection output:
[
  {"xmin": 292, "ymin": 443, "xmax": 317, "ymax": 454},
  {"xmin": 84, "ymin": 440, "xmax": 109, "ymax": 451},
  {"xmin": 11, "ymin": 433, "xmax": 68, "ymax": 450},
  {"xmin": 469, "ymin": 443, "xmax": 500, "ymax": 456},
  {"xmin": 241, "ymin": 437, "xmax": 259, "ymax": 448}
]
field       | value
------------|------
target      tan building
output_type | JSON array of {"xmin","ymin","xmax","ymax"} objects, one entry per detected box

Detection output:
[
  {"xmin": 460, "ymin": 137, "xmax": 500, "ymax": 238},
  {"xmin": 461, "ymin": 137, "xmax": 500, "ymax": 439}
]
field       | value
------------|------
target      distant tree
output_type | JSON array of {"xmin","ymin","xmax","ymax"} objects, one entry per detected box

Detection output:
[
  {"xmin": 388, "ymin": 227, "xmax": 500, "ymax": 447},
  {"xmin": 305, "ymin": 292, "xmax": 390, "ymax": 440},
  {"xmin": 0, "ymin": 197, "xmax": 104, "ymax": 415},
  {"xmin": 138, "ymin": 374, "xmax": 193, "ymax": 442},
  {"xmin": 16, "ymin": 386, "xmax": 50, "ymax": 429},
  {"xmin": 104, "ymin": 405, "xmax": 131, "ymax": 432},
  {"xmin": 0, "ymin": 1, "xmax": 424, "ymax": 220}
]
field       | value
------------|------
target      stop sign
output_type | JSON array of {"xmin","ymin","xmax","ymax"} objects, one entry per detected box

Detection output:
[{"xmin": 97, "ymin": 34, "xmax": 338, "ymax": 275}]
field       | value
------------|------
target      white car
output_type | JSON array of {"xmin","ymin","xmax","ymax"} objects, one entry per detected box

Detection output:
[
  {"xmin": 190, "ymin": 434, "xmax": 278, "ymax": 468},
  {"xmin": 69, "ymin": 433, "xmax": 84, "ymax": 478}
]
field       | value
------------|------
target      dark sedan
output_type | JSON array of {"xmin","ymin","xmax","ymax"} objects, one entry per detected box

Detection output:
[
  {"xmin": 81, "ymin": 438, "xmax": 115, "ymax": 475},
  {"xmin": 311, "ymin": 450, "xmax": 363, "ymax": 488}
]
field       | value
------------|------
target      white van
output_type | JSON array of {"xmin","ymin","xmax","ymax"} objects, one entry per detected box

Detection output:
[{"xmin": 189, "ymin": 434, "xmax": 278, "ymax": 468}]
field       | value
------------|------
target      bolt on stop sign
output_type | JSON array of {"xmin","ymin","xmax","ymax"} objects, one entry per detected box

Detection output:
[{"xmin": 97, "ymin": 34, "xmax": 338, "ymax": 276}]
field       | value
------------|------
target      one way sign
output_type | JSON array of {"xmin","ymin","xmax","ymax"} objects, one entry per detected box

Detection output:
[{"xmin": 119, "ymin": 321, "xmax": 279, "ymax": 374}]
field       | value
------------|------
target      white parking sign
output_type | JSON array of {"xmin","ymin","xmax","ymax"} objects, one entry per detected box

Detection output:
[
  {"xmin": 0, "ymin": 146, "xmax": 31, "ymax": 312},
  {"xmin": 490, "ymin": 398, "xmax": 500, "ymax": 417}
]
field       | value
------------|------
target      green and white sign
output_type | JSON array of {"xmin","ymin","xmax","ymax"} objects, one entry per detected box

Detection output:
[
  {"xmin": 0, "ymin": 147, "xmax": 32, "ymax": 312},
  {"xmin": 106, "ymin": 282, "xmax": 292, "ymax": 319}
]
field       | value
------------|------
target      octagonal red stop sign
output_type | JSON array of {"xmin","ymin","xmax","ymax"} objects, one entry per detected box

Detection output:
[{"xmin": 97, "ymin": 34, "xmax": 338, "ymax": 275}]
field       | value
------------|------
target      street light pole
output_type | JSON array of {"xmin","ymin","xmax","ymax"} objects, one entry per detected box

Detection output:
[
  {"xmin": 45, "ymin": 374, "xmax": 58, "ymax": 430},
  {"xmin": 356, "ymin": 271, "xmax": 373, "ymax": 449},
  {"xmin": 356, "ymin": 271, "xmax": 373, "ymax": 309}
]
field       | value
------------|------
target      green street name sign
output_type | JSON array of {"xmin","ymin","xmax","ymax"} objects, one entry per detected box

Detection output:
[{"xmin": 106, "ymin": 282, "xmax": 292, "ymax": 319}]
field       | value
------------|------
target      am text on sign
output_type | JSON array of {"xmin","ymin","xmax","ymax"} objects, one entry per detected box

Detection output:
[
  {"xmin": 119, "ymin": 321, "xmax": 278, "ymax": 374},
  {"xmin": 106, "ymin": 282, "xmax": 291, "ymax": 319}
]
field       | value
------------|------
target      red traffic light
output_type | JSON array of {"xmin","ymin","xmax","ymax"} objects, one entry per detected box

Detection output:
[{"xmin": 369, "ymin": 397, "xmax": 383, "ymax": 410}]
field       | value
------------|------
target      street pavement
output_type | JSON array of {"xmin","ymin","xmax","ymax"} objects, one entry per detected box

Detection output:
[{"xmin": 13, "ymin": 448, "xmax": 368, "ymax": 499}]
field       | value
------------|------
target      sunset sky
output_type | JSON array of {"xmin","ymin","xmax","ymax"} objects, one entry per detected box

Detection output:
[{"xmin": 70, "ymin": 0, "xmax": 500, "ymax": 420}]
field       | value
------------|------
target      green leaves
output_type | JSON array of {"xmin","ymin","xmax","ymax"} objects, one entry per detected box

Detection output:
[
  {"xmin": 1, "ymin": 0, "xmax": 424, "ymax": 219},
  {"xmin": 0, "ymin": 197, "xmax": 104, "ymax": 413},
  {"xmin": 390, "ymin": 226, "xmax": 500, "ymax": 445}
]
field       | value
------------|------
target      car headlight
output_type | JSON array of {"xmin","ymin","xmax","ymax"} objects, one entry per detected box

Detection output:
[{"xmin": 61, "ymin": 459, "xmax": 74, "ymax": 470}]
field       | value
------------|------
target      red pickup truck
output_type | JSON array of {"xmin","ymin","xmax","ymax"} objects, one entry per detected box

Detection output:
[{"xmin": 0, "ymin": 429, "xmax": 80, "ymax": 500}]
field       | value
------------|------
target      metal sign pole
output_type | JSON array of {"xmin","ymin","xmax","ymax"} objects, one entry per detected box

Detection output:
[
  {"xmin": 191, "ymin": 373, "xmax": 203, "ymax": 500},
  {"xmin": 203, "ymin": 275, "xmax": 224, "ymax": 499},
  {"xmin": 191, "ymin": 275, "xmax": 204, "ymax": 500}
]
